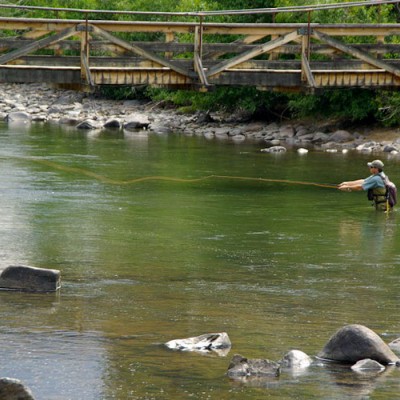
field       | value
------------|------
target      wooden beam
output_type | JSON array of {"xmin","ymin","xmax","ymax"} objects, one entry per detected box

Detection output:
[
  {"xmin": 91, "ymin": 25, "xmax": 195, "ymax": 79},
  {"xmin": 193, "ymin": 25, "xmax": 208, "ymax": 87},
  {"xmin": 206, "ymin": 30, "xmax": 299, "ymax": 78},
  {"xmin": 81, "ymin": 53, "xmax": 94, "ymax": 86},
  {"xmin": 0, "ymin": 26, "xmax": 77, "ymax": 65},
  {"xmin": 194, "ymin": 53, "xmax": 208, "ymax": 86},
  {"xmin": 22, "ymin": 30, "xmax": 50, "ymax": 39},
  {"xmin": 203, "ymin": 34, "xmax": 267, "ymax": 60},
  {"xmin": 301, "ymin": 51, "xmax": 316, "ymax": 88},
  {"xmin": 313, "ymin": 30, "xmax": 400, "ymax": 79}
]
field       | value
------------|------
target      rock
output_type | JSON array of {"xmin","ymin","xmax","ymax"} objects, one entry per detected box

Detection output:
[
  {"xmin": 195, "ymin": 111, "xmax": 214, "ymax": 123},
  {"xmin": 123, "ymin": 113, "xmax": 150, "ymax": 130},
  {"xmin": 59, "ymin": 117, "xmax": 80, "ymax": 126},
  {"xmin": 31, "ymin": 115, "xmax": 47, "ymax": 122},
  {"xmin": 317, "ymin": 324, "xmax": 399, "ymax": 365},
  {"xmin": 148, "ymin": 122, "xmax": 174, "ymax": 134},
  {"xmin": 328, "ymin": 129, "xmax": 353, "ymax": 143},
  {"xmin": 383, "ymin": 144, "xmax": 399, "ymax": 153},
  {"xmin": 297, "ymin": 148, "xmax": 309, "ymax": 154},
  {"xmin": 0, "ymin": 265, "xmax": 61, "ymax": 292},
  {"xmin": 351, "ymin": 358, "xmax": 385, "ymax": 372},
  {"xmin": 388, "ymin": 337, "xmax": 400, "ymax": 351},
  {"xmin": 103, "ymin": 118, "xmax": 122, "ymax": 129},
  {"xmin": 261, "ymin": 146, "xmax": 287, "ymax": 153},
  {"xmin": 0, "ymin": 377, "xmax": 35, "ymax": 400},
  {"xmin": 279, "ymin": 350, "xmax": 313, "ymax": 368},
  {"xmin": 5, "ymin": 111, "xmax": 32, "ymax": 123},
  {"xmin": 231, "ymin": 134, "xmax": 245, "ymax": 143},
  {"xmin": 311, "ymin": 131, "xmax": 330, "ymax": 143},
  {"xmin": 165, "ymin": 332, "xmax": 231, "ymax": 353},
  {"xmin": 76, "ymin": 119, "xmax": 100, "ymax": 130},
  {"xmin": 227, "ymin": 354, "xmax": 280, "ymax": 377},
  {"xmin": 277, "ymin": 125, "xmax": 295, "ymax": 139}
]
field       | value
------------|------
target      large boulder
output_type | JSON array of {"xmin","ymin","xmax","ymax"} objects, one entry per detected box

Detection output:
[
  {"xmin": 317, "ymin": 324, "xmax": 399, "ymax": 365},
  {"xmin": 0, "ymin": 265, "xmax": 61, "ymax": 292},
  {"xmin": 0, "ymin": 378, "xmax": 35, "ymax": 400},
  {"xmin": 227, "ymin": 354, "xmax": 280, "ymax": 378}
]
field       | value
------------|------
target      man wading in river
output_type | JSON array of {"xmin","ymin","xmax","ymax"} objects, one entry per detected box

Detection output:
[{"xmin": 338, "ymin": 160, "xmax": 394, "ymax": 211}]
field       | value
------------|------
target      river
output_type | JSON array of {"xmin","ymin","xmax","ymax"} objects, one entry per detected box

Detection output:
[{"xmin": 0, "ymin": 121, "xmax": 399, "ymax": 399}]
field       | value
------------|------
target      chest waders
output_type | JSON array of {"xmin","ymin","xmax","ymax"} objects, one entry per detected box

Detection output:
[{"xmin": 368, "ymin": 187, "xmax": 388, "ymax": 211}]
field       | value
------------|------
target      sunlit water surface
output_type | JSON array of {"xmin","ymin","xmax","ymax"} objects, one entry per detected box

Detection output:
[{"xmin": 0, "ymin": 121, "xmax": 399, "ymax": 399}]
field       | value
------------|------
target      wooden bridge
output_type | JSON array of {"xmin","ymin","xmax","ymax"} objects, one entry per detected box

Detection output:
[{"xmin": 1, "ymin": 1, "xmax": 400, "ymax": 92}]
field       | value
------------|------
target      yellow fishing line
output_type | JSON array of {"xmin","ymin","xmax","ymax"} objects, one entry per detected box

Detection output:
[{"xmin": 28, "ymin": 158, "xmax": 338, "ymax": 189}]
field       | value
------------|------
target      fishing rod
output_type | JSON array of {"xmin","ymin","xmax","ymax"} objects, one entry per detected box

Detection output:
[{"xmin": 28, "ymin": 158, "xmax": 338, "ymax": 189}]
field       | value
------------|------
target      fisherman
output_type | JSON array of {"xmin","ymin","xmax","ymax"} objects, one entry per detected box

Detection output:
[{"xmin": 338, "ymin": 159, "xmax": 390, "ymax": 211}]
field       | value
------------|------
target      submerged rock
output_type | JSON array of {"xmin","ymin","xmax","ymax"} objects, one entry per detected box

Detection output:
[
  {"xmin": 227, "ymin": 354, "xmax": 280, "ymax": 378},
  {"xmin": 260, "ymin": 145, "xmax": 287, "ymax": 153},
  {"xmin": 351, "ymin": 358, "xmax": 385, "ymax": 372},
  {"xmin": 318, "ymin": 324, "xmax": 399, "ymax": 365}
]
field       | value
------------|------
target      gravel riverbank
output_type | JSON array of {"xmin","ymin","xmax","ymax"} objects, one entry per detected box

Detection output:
[{"xmin": 1, "ymin": 82, "xmax": 400, "ymax": 155}]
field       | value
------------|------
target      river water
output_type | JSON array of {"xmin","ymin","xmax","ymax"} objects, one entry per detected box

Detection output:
[{"xmin": 0, "ymin": 121, "xmax": 399, "ymax": 400}]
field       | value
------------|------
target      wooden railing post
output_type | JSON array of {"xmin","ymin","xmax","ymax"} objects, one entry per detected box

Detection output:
[
  {"xmin": 301, "ymin": 11, "xmax": 316, "ymax": 89},
  {"xmin": 79, "ymin": 13, "xmax": 93, "ymax": 86},
  {"xmin": 194, "ymin": 16, "xmax": 208, "ymax": 89}
]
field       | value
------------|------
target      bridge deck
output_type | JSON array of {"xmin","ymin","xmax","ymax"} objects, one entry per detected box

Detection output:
[{"xmin": 1, "ymin": 13, "xmax": 400, "ymax": 91}]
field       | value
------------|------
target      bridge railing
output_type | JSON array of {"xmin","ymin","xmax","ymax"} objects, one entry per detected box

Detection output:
[{"xmin": 1, "ymin": 1, "xmax": 400, "ymax": 91}]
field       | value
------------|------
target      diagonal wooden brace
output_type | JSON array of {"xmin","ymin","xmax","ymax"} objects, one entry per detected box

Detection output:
[
  {"xmin": 301, "ymin": 50, "xmax": 316, "ymax": 88},
  {"xmin": 206, "ymin": 30, "xmax": 299, "ymax": 78},
  {"xmin": 0, "ymin": 26, "xmax": 77, "ymax": 65},
  {"xmin": 313, "ymin": 30, "xmax": 400, "ymax": 79},
  {"xmin": 91, "ymin": 25, "xmax": 195, "ymax": 79}
]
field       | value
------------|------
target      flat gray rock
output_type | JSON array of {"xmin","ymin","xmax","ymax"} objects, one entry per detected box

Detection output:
[
  {"xmin": 0, "ymin": 265, "xmax": 61, "ymax": 292},
  {"xmin": 165, "ymin": 332, "xmax": 231, "ymax": 355}
]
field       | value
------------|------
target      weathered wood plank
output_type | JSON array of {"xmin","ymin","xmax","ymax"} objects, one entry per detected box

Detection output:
[
  {"xmin": 91, "ymin": 24, "xmax": 195, "ymax": 79},
  {"xmin": 313, "ymin": 30, "xmax": 400, "ymax": 79},
  {"xmin": 0, "ymin": 26, "xmax": 77, "ymax": 65},
  {"xmin": 81, "ymin": 53, "xmax": 93, "ymax": 86},
  {"xmin": 301, "ymin": 51, "xmax": 316, "ymax": 88},
  {"xmin": 206, "ymin": 30, "xmax": 299, "ymax": 78}
]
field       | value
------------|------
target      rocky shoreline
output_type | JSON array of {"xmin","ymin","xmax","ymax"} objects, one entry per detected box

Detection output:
[{"xmin": 1, "ymin": 82, "xmax": 400, "ymax": 155}]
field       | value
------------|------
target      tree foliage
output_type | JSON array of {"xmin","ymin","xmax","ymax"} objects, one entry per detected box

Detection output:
[{"xmin": 2, "ymin": 0, "xmax": 400, "ymax": 125}]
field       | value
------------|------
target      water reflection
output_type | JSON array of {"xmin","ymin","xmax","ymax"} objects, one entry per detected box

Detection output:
[
  {"xmin": 321, "ymin": 363, "xmax": 397, "ymax": 400},
  {"xmin": 338, "ymin": 212, "xmax": 397, "ymax": 259}
]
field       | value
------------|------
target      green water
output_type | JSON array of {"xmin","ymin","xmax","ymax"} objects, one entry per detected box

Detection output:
[{"xmin": 0, "ymin": 121, "xmax": 399, "ymax": 399}]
